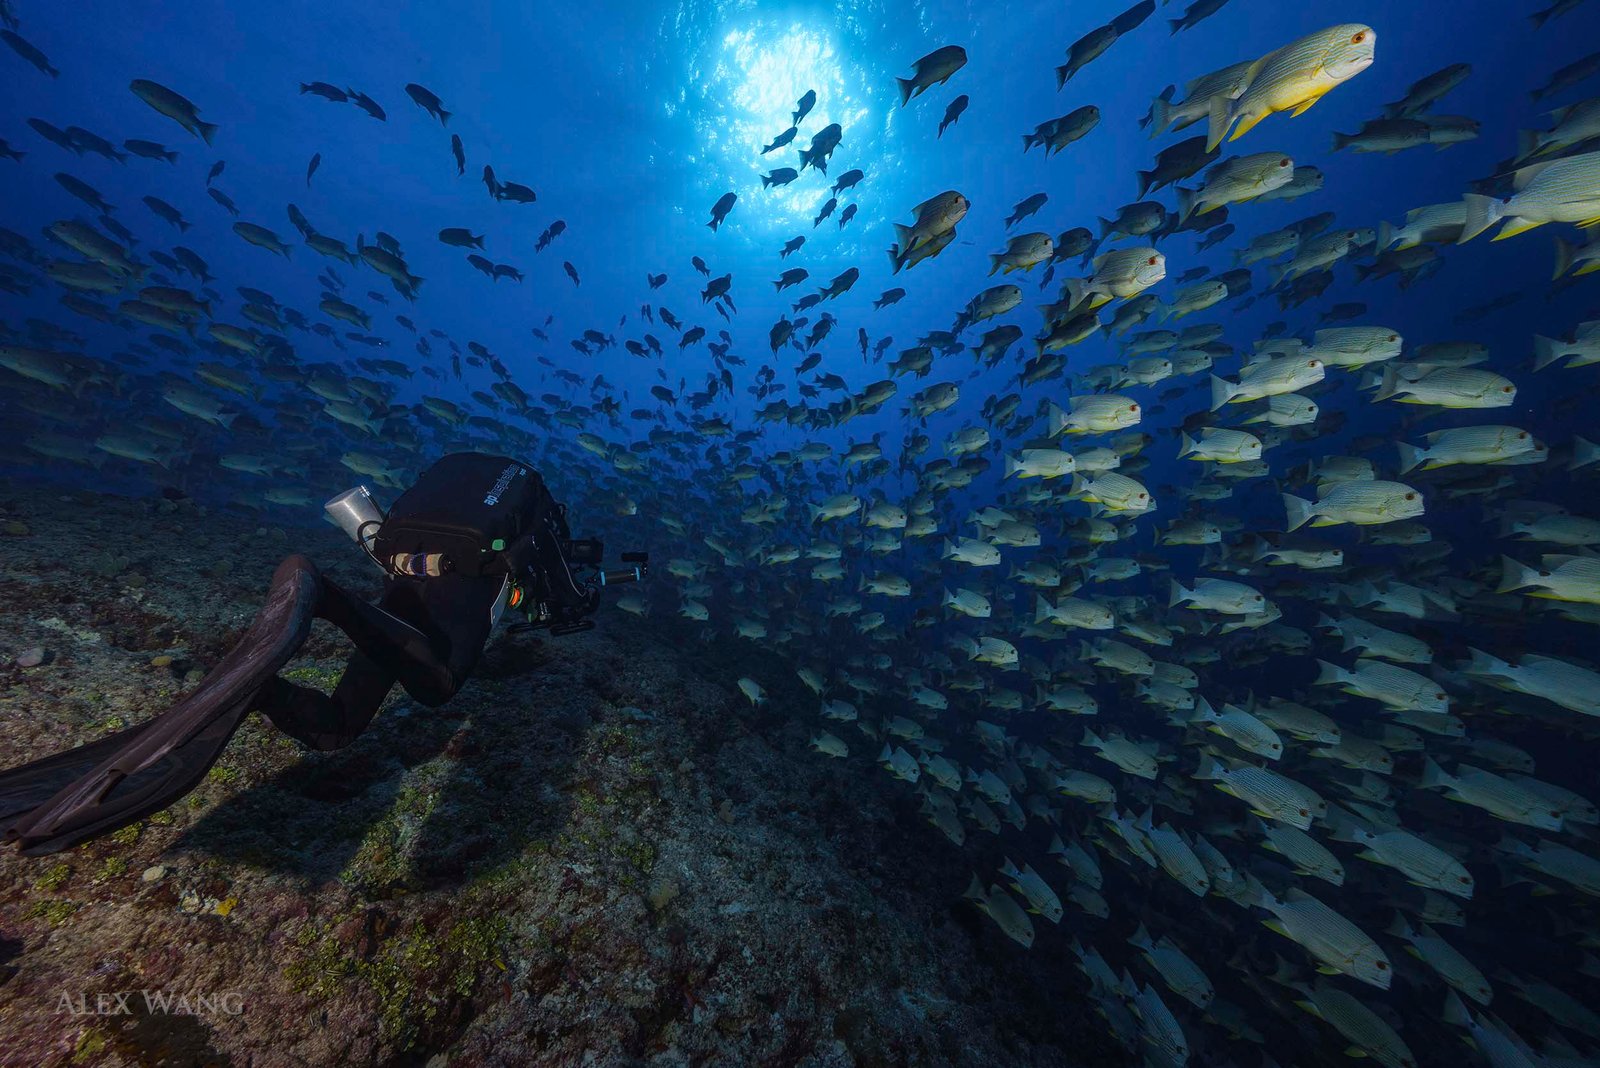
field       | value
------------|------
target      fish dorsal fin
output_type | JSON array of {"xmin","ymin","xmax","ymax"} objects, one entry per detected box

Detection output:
[{"xmin": 1511, "ymin": 160, "xmax": 1559, "ymax": 190}]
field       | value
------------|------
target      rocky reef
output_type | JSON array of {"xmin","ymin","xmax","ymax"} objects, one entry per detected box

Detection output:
[{"xmin": 0, "ymin": 484, "xmax": 1118, "ymax": 1067}]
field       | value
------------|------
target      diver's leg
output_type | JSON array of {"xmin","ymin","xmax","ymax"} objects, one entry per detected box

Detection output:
[
  {"xmin": 414, "ymin": 575, "xmax": 501, "ymax": 701},
  {"xmin": 256, "ymin": 650, "xmax": 396, "ymax": 751},
  {"xmin": 315, "ymin": 575, "xmax": 502, "ymax": 706}
]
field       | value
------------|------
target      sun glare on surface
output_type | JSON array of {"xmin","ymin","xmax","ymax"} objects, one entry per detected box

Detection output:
[{"xmin": 697, "ymin": 22, "xmax": 878, "ymax": 233}]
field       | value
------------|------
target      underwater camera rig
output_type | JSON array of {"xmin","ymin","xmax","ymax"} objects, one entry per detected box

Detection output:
[{"xmin": 326, "ymin": 453, "xmax": 647, "ymax": 636}]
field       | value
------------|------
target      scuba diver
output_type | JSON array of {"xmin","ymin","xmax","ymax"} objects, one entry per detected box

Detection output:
[{"xmin": 0, "ymin": 452, "xmax": 647, "ymax": 855}]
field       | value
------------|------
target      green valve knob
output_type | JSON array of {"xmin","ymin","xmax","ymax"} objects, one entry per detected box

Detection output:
[{"xmin": 491, "ymin": 538, "xmax": 505, "ymax": 551}]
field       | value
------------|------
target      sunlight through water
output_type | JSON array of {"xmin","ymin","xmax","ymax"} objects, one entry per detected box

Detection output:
[{"xmin": 694, "ymin": 21, "xmax": 882, "ymax": 235}]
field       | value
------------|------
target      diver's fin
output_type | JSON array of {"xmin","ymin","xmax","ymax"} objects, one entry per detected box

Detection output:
[
  {"xmin": 1, "ymin": 555, "xmax": 323, "ymax": 854},
  {"xmin": 0, "ymin": 719, "xmax": 159, "ymax": 826}
]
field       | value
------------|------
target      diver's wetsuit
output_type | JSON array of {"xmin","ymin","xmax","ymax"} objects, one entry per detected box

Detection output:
[
  {"xmin": 0, "ymin": 452, "xmax": 582, "ymax": 854},
  {"xmin": 255, "ymin": 568, "xmax": 504, "ymax": 750}
]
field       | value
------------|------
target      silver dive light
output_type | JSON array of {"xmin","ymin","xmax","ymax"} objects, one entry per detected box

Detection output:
[{"xmin": 324, "ymin": 485, "xmax": 386, "ymax": 563}]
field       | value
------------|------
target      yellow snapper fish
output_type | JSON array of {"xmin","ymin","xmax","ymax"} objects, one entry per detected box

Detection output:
[
  {"xmin": 1070, "ymin": 472, "xmax": 1155, "ymax": 514},
  {"xmin": 1283, "ymin": 480, "xmax": 1424, "ymax": 531},
  {"xmin": 1063, "ymin": 248, "xmax": 1166, "ymax": 310},
  {"xmin": 1207, "ymin": 24, "xmax": 1378, "ymax": 151},
  {"xmin": 1128, "ymin": 922, "xmax": 1214, "ymax": 1004},
  {"xmin": 1314, "ymin": 658, "xmax": 1448, "ymax": 713},
  {"xmin": 1421, "ymin": 758, "xmax": 1566, "ymax": 831},
  {"xmin": 1459, "ymin": 149, "xmax": 1600, "ymax": 242},
  {"xmin": 1316, "ymin": 613, "xmax": 1432, "ymax": 664},
  {"xmin": 1005, "ymin": 447, "xmax": 1077, "ymax": 479},
  {"xmin": 1191, "ymin": 698, "xmax": 1284, "ymax": 760},
  {"xmin": 999, "ymin": 858, "xmax": 1064, "ymax": 923},
  {"xmin": 1397, "ymin": 426, "xmax": 1545, "ymax": 473},
  {"xmin": 1386, "ymin": 918, "xmax": 1492, "ymax": 1008},
  {"xmin": 1178, "ymin": 427, "xmax": 1262, "ymax": 463},
  {"xmin": 1196, "ymin": 753, "xmax": 1326, "ymax": 829},
  {"xmin": 1465, "ymin": 648, "xmax": 1600, "ymax": 718},
  {"xmin": 1253, "ymin": 880, "xmax": 1393, "ymax": 988},
  {"xmin": 1169, "ymin": 577, "xmax": 1268, "ymax": 614},
  {"xmin": 1176, "ymin": 152, "xmax": 1295, "ymax": 220},
  {"xmin": 1498, "ymin": 553, "xmax": 1600, "ymax": 604},
  {"xmin": 962, "ymin": 875, "xmax": 1035, "ymax": 947},
  {"xmin": 1210, "ymin": 354, "xmax": 1325, "ymax": 409},
  {"xmin": 1047, "ymin": 393, "xmax": 1142, "ymax": 435},
  {"xmin": 1293, "ymin": 982, "xmax": 1412, "ymax": 1066},
  {"xmin": 1082, "ymin": 727, "xmax": 1159, "ymax": 779},
  {"xmin": 1258, "ymin": 821, "xmax": 1345, "ymax": 885},
  {"xmin": 809, "ymin": 732, "xmax": 848, "ymax": 758},
  {"xmin": 1138, "ymin": 820, "xmax": 1213, "ymax": 900}
]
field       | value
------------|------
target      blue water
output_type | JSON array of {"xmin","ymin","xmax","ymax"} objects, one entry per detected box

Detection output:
[{"xmin": 6, "ymin": 0, "xmax": 1600, "ymax": 1064}]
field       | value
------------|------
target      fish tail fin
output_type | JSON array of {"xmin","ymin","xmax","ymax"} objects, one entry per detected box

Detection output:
[
  {"xmin": 1532, "ymin": 334, "xmax": 1564, "ymax": 371},
  {"xmin": 1458, "ymin": 193, "xmax": 1502, "ymax": 243},
  {"xmin": 1395, "ymin": 441, "xmax": 1426, "ymax": 475},
  {"xmin": 989, "ymin": 254, "xmax": 1003, "ymax": 277},
  {"xmin": 1034, "ymin": 594, "xmax": 1053, "ymax": 625},
  {"xmin": 1373, "ymin": 365, "xmax": 1402, "ymax": 402},
  {"xmin": 197, "ymin": 121, "xmax": 219, "ymax": 146},
  {"xmin": 1149, "ymin": 94, "xmax": 1171, "ymax": 137},
  {"xmin": 1135, "ymin": 170, "xmax": 1153, "ymax": 199},
  {"xmin": 1464, "ymin": 646, "xmax": 1513, "ymax": 679},
  {"xmin": 1168, "ymin": 18, "xmax": 1184, "ymax": 34},
  {"xmin": 1419, "ymin": 756, "xmax": 1454, "ymax": 791},
  {"xmin": 1496, "ymin": 554, "xmax": 1541, "ymax": 595},
  {"xmin": 1312, "ymin": 659, "xmax": 1348, "ymax": 688},
  {"xmin": 1516, "ymin": 128, "xmax": 1542, "ymax": 163},
  {"xmin": 896, "ymin": 77, "xmax": 915, "ymax": 107},
  {"xmin": 1282, "ymin": 493, "xmax": 1315, "ymax": 532},
  {"xmin": 1175, "ymin": 186, "xmax": 1197, "ymax": 223},
  {"xmin": 1168, "ymin": 578, "xmax": 1191, "ymax": 608},
  {"xmin": 1177, "ymin": 432, "xmax": 1197, "ymax": 459},
  {"xmin": 1376, "ymin": 220, "xmax": 1393, "ymax": 251},
  {"xmin": 1097, "ymin": 216, "xmax": 1116, "ymax": 240},
  {"xmin": 962, "ymin": 872, "xmax": 986, "ymax": 902},
  {"xmin": 1552, "ymin": 238, "xmax": 1577, "ymax": 280},
  {"xmin": 1205, "ymin": 95, "xmax": 1233, "ymax": 153},
  {"xmin": 1442, "ymin": 990, "xmax": 1472, "ymax": 1028},
  {"xmin": 1573, "ymin": 435, "xmax": 1600, "ymax": 469},
  {"xmin": 1208, "ymin": 374, "xmax": 1236, "ymax": 411},
  {"xmin": 439, "ymin": 109, "xmax": 452, "ymax": 126},
  {"xmin": 1054, "ymin": 64, "xmax": 1071, "ymax": 91}
]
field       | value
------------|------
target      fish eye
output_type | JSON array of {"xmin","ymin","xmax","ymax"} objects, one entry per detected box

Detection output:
[
  {"xmin": 1387, "ymin": 335, "xmax": 1397, "ymax": 342},
  {"xmin": 1299, "ymin": 808, "xmax": 1308, "ymax": 816},
  {"xmin": 1376, "ymin": 960, "xmax": 1388, "ymax": 970},
  {"xmin": 1503, "ymin": 386, "xmax": 1513, "ymax": 392},
  {"xmin": 1278, "ymin": 158, "xmax": 1291, "ymax": 167},
  {"xmin": 1434, "ymin": 692, "xmax": 1445, "ymax": 700},
  {"xmin": 1147, "ymin": 256, "xmax": 1158, "ymax": 265},
  {"xmin": 1352, "ymin": 31, "xmax": 1367, "ymax": 43},
  {"xmin": 1405, "ymin": 492, "xmax": 1416, "ymax": 500}
]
